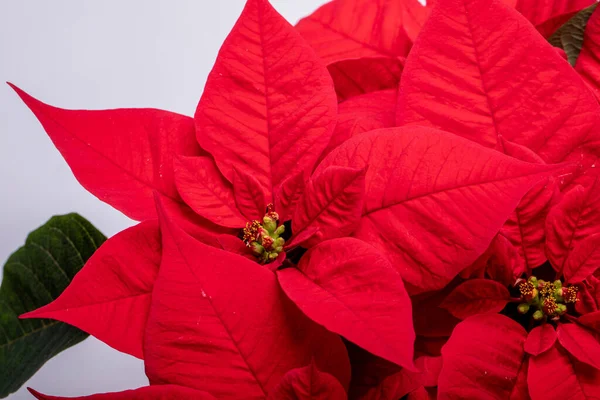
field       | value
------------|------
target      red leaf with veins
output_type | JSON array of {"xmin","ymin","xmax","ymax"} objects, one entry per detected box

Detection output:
[
  {"xmin": 524, "ymin": 324, "xmax": 557, "ymax": 356},
  {"xmin": 515, "ymin": 0, "xmax": 595, "ymax": 37},
  {"xmin": 267, "ymin": 362, "xmax": 347, "ymax": 400},
  {"xmin": 195, "ymin": 0, "xmax": 336, "ymax": 201},
  {"xmin": 328, "ymin": 57, "xmax": 404, "ymax": 102},
  {"xmin": 396, "ymin": 0, "xmax": 600, "ymax": 176},
  {"xmin": 274, "ymin": 171, "xmax": 305, "ymax": 222},
  {"xmin": 497, "ymin": 139, "xmax": 557, "ymax": 271},
  {"xmin": 556, "ymin": 323, "xmax": 600, "ymax": 370},
  {"xmin": 9, "ymin": 84, "xmax": 199, "ymax": 221},
  {"xmin": 278, "ymin": 238, "xmax": 414, "ymax": 369},
  {"xmin": 579, "ymin": 311, "xmax": 600, "ymax": 334},
  {"xmin": 438, "ymin": 314, "xmax": 527, "ymax": 400},
  {"xmin": 527, "ymin": 344, "xmax": 600, "ymax": 400},
  {"xmin": 144, "ymin": 197, "xmax": 350, "ymax": 397},
  {"xmin": 319, "ymin": 89, "xmax": 396, "ymax": 165},
  {"xmin": 509, "ymin": 358, "xmax": 530, "ymax": 400},
  {"xmin": 20, "ymin": 221, "xmax": 160, "ymax": 359},
  {"xmin": 232, "ymin": 167, "xmax": 267, "ymax": 222},
  {"xmin": 296, "ymin": 0, "xmax": 429, "ymax": 63},
  {"xmin": 576, "ymin": 6, "xmax": 600, "ymax": 99},
  {"xmin": 440, "ymin": 279, "xmax": 511, "ymax": 320},
  {"xmin": 318, "ymin": 126, "xmax": 560, "ymax": 293},
  {"xmin": 290, "ymin": 166, "xmax": 366, "ymax": 248},
  {"xmin": 563, "ymin": 233, "xmax": 600, "ymax": 283},
  {"xmin": 173, "ymin": 155, "xmax": 245, "ymax": 228},
  {"xmin": 546, "ymin": 177, "xmax": 600, "ymax": 273},
  {"xmin": 28, "ymin": 386, "xmax": 215, "ymax": 400}
]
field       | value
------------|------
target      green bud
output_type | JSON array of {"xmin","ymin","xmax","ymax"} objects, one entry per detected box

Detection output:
[
  {"xmin": 250, "ymin": 242, "xmax": 264, "ymax": 255},
  {"xmin": 553, "ymin": 280, "xmax": 562, "ymax": 289},
  {"xmin": 263, "ymin": 216, "xmax": 277, "ymax": 233},
  {"xmin": 275, "ymin": 225, "xmax": 285, "ymax": 236},
  {"xmin": 533, "ymin": 310, "xmax": 544, "ymax": 321},
  {"xmin": 274, "ymin": 237, "xmax": 285, "ymax": 247},
  {"xmin": 528, "ymin": 276, "xmax": 538, "ymax": 285},
  {"xmin": 268, "ymin": 252, "xmax": 279, "ymax": 260},
  {"xmin": 517, "ymin": 303, "xmax": 530, "ymax": 314},
  {"xmin": 537, "ymin": 279, "xmax": 546, "ymax": 289},
  {"xmin": 557, "ymin": 304, "xmax": 567, "ymax": 315}
]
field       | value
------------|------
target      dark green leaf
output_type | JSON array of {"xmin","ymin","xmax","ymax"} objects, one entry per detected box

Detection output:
[
  {"xmin": 549, "ymin": 3, "xmax": 598, "ymax": 66},
  {"xmin": 0, "ymin": 213, "xmax": 106, "ymax": 398}
]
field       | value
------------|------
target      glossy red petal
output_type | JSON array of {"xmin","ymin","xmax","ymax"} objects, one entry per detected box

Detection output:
[
  {"xmin": 438, "ymin": 314, "xmax": 527, "ymax": 399},
  {"xmin": 20, "ymin": 221, "xmax": 160, "ymax": 359},
  {"xmin": 328, "ymin": 57, "xmax": 404, "ymax": 102},
  {"xmin": 528, "ymin": 344, "xmax": 600, "ymax": 399},
  {"xmin": 563, "ymin": 233, "xmax": 600, "ymax": 283},
  {"xmin": 28, "ymin": 386, "xmax": 215, "ymax": 400},
  {"xmin": 195, "ymin": 0, "xmax": 336, "ymax": 201},
  {"xmin": 290, "ymin": 166, "xmax": 366, "ymax": 248},
  {"xmin": 144, "ymin": 198, "xmax": 350, "ymax": 397},
  {"xmin": 274, "ymin": 171, "xmax": 305, "ymax": 222},
  {"xmin": 318, "ymin": 126, "xmax": 559, "ymax": 293},
  {"xmin": 319, "ymin": 90, "xmax": 396, "ymax": 164},
  {"xmin": 396, "ymin": 0, "xmax": 600, "ymax": 175},
  {"xmin": 440, "ymin": 279, "xmax": 511, "ymax": 320},
  {"xmin": 9, "ymin": 84, "xmax": 199, "ymax": 221},
  {"xmin": 296, "ymin": 0, "xmax": 430, "ymax": 63},
  {"xmin": 173, "ymin": 156, "xmax": 246, "ymax": 228},
  {"xmin": 579, "ymin": 311, "xmax": 600, "ymax": 334},
  {"xmin": 576, "ymin": 6, "xmax": 600, "ymax": 99},
  {"xmin": 278, "ymin": 238, "xmax": 414, "ymax": 369},
  {"xmin": 515, "ymin": 0, "xmax": 595, "ymax": 37},
  {"xmin": 232, "ymin": 167, "xmax": 268, "ymax": 222},
  {"xmin": 524, "ymin": 324, "xmax": 557, "ymax": 356},
  {"xmin": 546, "ymin": 177, "xmax": 600, "ymax": 273},
  {"xmin": 267, "ymin": 362, "xmax": 347, "ymax": 400},
  {"xmin": 557, "ymin": 323, "xmax": 600, "ymax": 369},
  {"xmin": 498, "ymin": 139, "xmax": 557, "ymax": 271}
]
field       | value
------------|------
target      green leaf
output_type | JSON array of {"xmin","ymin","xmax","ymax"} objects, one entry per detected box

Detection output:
[
  {"xmin": 549, "ymin": 3, "xmax": 598, "ymax": 66},
  {"xmin": 0, "ymin": 213, "xmax": 106, "ymax": 398}
]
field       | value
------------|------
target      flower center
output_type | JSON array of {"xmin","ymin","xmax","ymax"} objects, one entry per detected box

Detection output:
[
  {"xmin": 242, "ymin": 204, "xmax": 285, "ymax": 264},
  {"xmin": 516, "ymin": 276, "xmax": 579, "ymax": 321}
]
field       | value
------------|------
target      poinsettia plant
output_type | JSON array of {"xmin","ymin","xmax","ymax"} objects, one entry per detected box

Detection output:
[{"xmin": 6, "ymin": 0, "xmax": 600, "ymax": 398}]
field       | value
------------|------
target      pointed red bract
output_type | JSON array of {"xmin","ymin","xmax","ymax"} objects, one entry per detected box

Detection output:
[
  {"xmin": 278, "ymin": 238, "xmax": 415, "ymax": 369},
  {"xmin": 509, "ymin": 358, "xmax": 530, "ymax": 400},
  {"xmin": 515, "ymin": 0, "xmax": 595, "ymax": 37},
  {"xmin": 563, "ymin": 233, "xmax": 600, "ymax": 283},
  {"xmin": 556, "ymin": 323, "xmax": 600, "ymax": 370},
  {"xmin": 20, "ymin": 221, "xmax": 160, "ymax": 359},
  {"xmin": 527, "ymin": 344, "xmax": 600, "ymax": 400},
  {"xmin": 576, "ymin": 6, "xmax": 600, "ymax": 99},
  {"xmin": 28, "ymin": 386, "xmax": 215, "ymax": 400},
  {"xmin": 318, "ymin": 126, "xmax": 559, "ymax": 293},
  {"xmin": 328, "ymin": 57, "xmax": 404, "ymax": 102},
  {"xmin": 497, "ymin": 139, "xmax": 557, "ymax": 271},
  {"xmin": 9, "ymin": 84, "xmax": 199, "ymax": 221},
  {"xmin": 546, "ymin": 178, "xmax": 600, "ymax": 273},
  {"xmin": 232, "ymin": 167, "xmax": 267, "ymax": 222},
  {"xmin": 290, "ymin": 166, "xmax": 366, "ymax": 248},
  {"xmin": 267, "ymin": 362, "xmax": 347, "ymax": 400},
  {"xmin": 319, "ymin": 90, "xmax": 396, "ymax": 164},
  {"xmin": 440, "ymin": 279, "xmax": 511, "ymax": 320},
  {"xmin": 396, "ymin": 0, "xmax": 600, "ymax": 175},
  {"xmin": 524, "ymin": 324, "xmax": 557, "ymax": 356},
  {"xmin": 438, "ymin": 314, "xmax": 527, "ymax": 399},
  {"xmin": 274, "ymin": 171, "xmax": 305, "ymax": 222},
  {"xmin": 579, "ymin": 311, "xmax": 600, "ymax": 334},
  {"xmin": 144, "ymin": 198, "xmax": 350, "ymax": 397},
  {"xmin": 296, "ymin": 0, "xmax": 430, "ymax": 62},
  {"xmin": 195, "ymin": 0, "xmax": 336, "ymax": 201},
  {"xmin": 173, "ymin": 155, "xmax": 246, "ymax": 228}
]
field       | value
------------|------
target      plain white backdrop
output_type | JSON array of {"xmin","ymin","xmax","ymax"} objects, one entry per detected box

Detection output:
[{"xmin": 0, "ymin": 1, "xmax": 327, "ymax": 398}]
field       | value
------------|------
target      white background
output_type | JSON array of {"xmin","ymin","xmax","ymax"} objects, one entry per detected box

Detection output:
[{"xmin": 0, "ymin": 1, "xmax": 327, "ymax": 398}]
